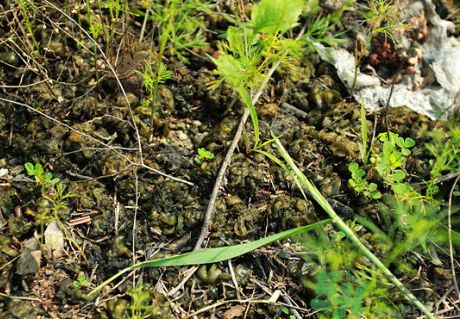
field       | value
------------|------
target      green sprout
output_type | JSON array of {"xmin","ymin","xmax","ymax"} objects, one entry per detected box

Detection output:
[
  {"xmin": 195, "ymin": 147, "xmax": 215, "ymax": 164},
  {"xmin": 72, "ymin": 273, "xmax": 91, "ymax": 289},
  {"xmin": 24, "ymin": 161, "xmax": 73, "ymax": 234},
  {"xmin": 348, "ymin": 132, "xmax": 415, "ymax": 198},
  {"xmin": 348, "ymin": 162, "xmax": 382, "ymax": 199},
  {"xmin": 25, "ymin": 162, "xmax": 60, "ymax": 193}
]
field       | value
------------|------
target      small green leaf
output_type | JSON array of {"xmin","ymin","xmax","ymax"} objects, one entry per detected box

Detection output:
[
  {"xmin": 34, "ymin": 163, "xmax": 43, "ymax": 175},
  {"xmin": 311, "ymin": 297, "xmax": 331, "ymax": 311},
  {"xmin": 24, "ymin": 162, "xmax": 35, "ymax": 176},
  {"xmin": 279, "ymin": 305, "xmax": 290, "ymax": 314},
  {"xmin": 392, "ymin": 183, "xmax": 410, "ymax": 194},
  {"xmin": 404, "ymin": 137, "xmax": 415, "ymax": 148},
  {"xmin": 348, "ymin": 162, "xmax": 359, "ymax": 173},
  {"xmin": 214, "ymin": 54, "xmax": 247, "ymax": 89},
  {"xmin": 396, "ymin": 136, "xmax": 405, "ymax": 148},
  {"xmin": 357, "ymin": 168, "xmax": 366, "ymax": 178},
  {"xmin": 197, "ymin": 148, "xmax": 214, "ymax": 160},
  {"xmin": 401, "ymin": 148, "xmax": 411, "ymax": 156},
  {"xmin": 368, "ymin": 182, "xmax": 378, "ymax": 191},
  {"xmin": 371, "ymin": 191, "xmax": 382, "ymax": 199},
  {"xmin": 391, "ymin": 170, "xmax": 406, "ymax": 182},
  {"xmin": 378, "ymin": 132, "xmax": 389, "ymax": 142}
]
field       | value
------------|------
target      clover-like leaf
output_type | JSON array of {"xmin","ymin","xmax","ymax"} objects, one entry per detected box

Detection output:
[
  {"xmin": 404, "ymin": 137, "xmax": 415, "ymax": 148},
  {"xmin": 392, "ymin": 182, "xmax": 411, "ymax": 194}
]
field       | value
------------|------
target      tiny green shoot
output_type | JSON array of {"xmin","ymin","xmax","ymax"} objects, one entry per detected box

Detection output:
[
  {"xmin": 72, "ymin": 273, "xmax": 91, "ymax": 289},
  {"xmin": 195, "ymin": 148, "xmax": 215, "ymax": 164}
]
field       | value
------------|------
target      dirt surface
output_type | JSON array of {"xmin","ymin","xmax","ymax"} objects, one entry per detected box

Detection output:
[{"xmin": 0, "ymin": 1, "xmax": 459, "ymax": 318}]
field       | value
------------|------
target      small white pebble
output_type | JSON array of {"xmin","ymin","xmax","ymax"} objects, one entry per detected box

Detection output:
[{"xmin": 0, "ymin": 168, "xmax": 8, "ymax": 177}]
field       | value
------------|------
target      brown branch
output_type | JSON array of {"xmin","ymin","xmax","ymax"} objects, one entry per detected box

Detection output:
[{"xmin": 193, "ymin": 60, "xmax": 281, "ymax": 250}]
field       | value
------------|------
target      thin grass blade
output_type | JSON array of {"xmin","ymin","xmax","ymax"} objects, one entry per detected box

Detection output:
[{"xmin": 89, "ymin": 220, "xmax": 330, "ymax": 296}]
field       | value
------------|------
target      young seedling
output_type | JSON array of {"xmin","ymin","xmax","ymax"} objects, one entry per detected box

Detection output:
[
  {"xmin": 195, "ymin": 147, "xmax": 215, "ymax": 165},
  {"xmin": 24, "ymin": 161, "xmax": 73, "ymax": 234},
  {"xmin": 348, "ymin": 132, "xmax": 415, "ymax": 198},
  {"xmin": 371, "ymin": 132, "xmax": 415, "ymax": 194},
  {"xmin": 72, "ymin": 273, "xmax": 91, "ymax": 289},
  {"xmin": 134, "ymin": 0, "xmax": 211, "ymax": 141},
  {"xmin": 25, "ymin": 162, "xmax": 60, "ymax": 194},
  {"xmin": 348, "ymin": 162, "xmax": 382, "ymax": 199},
  {"xmin": 212, "ymin": 0, "xmax": 306, "ymax": 148}
]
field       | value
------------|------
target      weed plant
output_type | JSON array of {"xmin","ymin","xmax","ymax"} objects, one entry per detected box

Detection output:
[
  {"xmin": 195, "ymin": 147, "xmax": 215, "ymax": 165},
  {"xmin": 212, "ymin": 0, "xmax": 345, "ymax": 148},
  {"xmin": 126, "ymin": 284, "xmax": 154, "ymax": 319},
  {"xmin": 348, "ymin": 132, "xmax": 415, "ymax": 198},
  {"xmin": 425, "ymin": 124, "xmax": 460, "ymax": 196},
  {"xmin": 84, "ymin": 2, "xmax": 449, "ymax": 318},
  {"xmin": 24, "ymin": 162, "xmax": 73, "ymax": 235},
  {"xmin": 350, "ymin": 0, "xmax": 405, "ymax": 94},
  {"xmin": 133, "ymin": 0, "xmax": 211, "ymax": 140},
  {"xmin": 72, "ymin": 273, "xmax": 91, "ymax": 289}
]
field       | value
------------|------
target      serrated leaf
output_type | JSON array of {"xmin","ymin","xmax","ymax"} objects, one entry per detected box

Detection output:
[{"xmin": 251, "ymin": 0, "xmax": 304, "ymax": 35}]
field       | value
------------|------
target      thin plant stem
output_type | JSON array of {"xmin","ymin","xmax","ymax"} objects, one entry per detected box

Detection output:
[
  {"xmin": 448, "ymin": 175, "xmax": 460, "ymax": 300},
  {"xmin": 274, "ymin": 137, "xmax": 436, "ymax": 319}
]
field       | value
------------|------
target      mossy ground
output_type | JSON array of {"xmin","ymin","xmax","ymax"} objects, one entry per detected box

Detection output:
[{"xmin": 0, "ymin": 1, "xmax": 459, "ymax": 318}]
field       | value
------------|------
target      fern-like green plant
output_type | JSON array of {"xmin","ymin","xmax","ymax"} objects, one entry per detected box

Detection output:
[
  {"xmin": 212, "ymin": 0, "xmax": 305, "ymax": 147},
  {"xmin": 425, "ymin": 124, "xmax": 460, "ymax": 196},
  {"xmin": 133, "ymin": 0, "xmax": 211, "ymax": 140}
]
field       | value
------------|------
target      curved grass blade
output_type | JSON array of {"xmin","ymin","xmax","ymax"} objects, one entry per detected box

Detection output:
[
  {"xmin": 272, "ymin": 134, "xmax": 435, "ymax": 319},
  {"xmin": 89, "ymin": 220, "xmax": 330, "ymax": 296}
]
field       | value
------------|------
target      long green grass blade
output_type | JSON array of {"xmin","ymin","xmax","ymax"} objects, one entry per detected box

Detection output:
[
  {"xmin": 89, "ymin": 220, "xmax": 330, "ymax": 296},
  {"xmin": 272, "ymin": 135, "xmax": 435, "ymax": 319}
]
